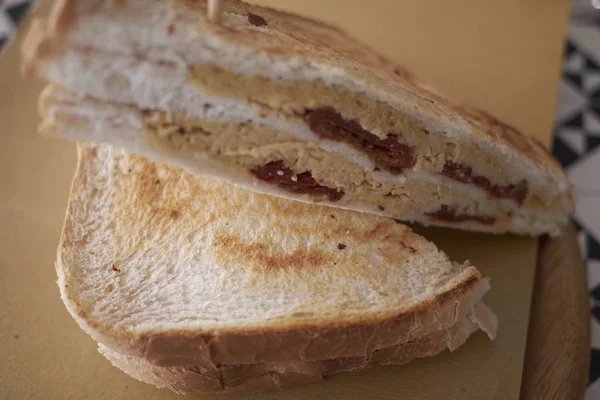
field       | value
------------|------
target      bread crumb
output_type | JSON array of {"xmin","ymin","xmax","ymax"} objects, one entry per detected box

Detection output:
[
  {"xmin": 111, "ymin": 264, "xmax": 121, "ymax": 272},
  {"xmin": 337, "ymin": 243, "xmax": 347, "ymax": 250}
]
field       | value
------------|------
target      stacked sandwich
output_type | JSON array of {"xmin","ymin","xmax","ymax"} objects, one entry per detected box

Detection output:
[{"xmin": 22, "ymin": 0, "xmax": 572, "ymax": 394}]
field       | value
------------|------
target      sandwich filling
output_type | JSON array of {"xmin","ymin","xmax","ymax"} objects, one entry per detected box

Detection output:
[
  {"xmin": 188, "ymin": 64, "xmax": 532, "ymax": 206},
  {"xmin": 142, "ymin": 111, "xmax": 532, "ymax": 228},
  {"xmin": 133, "ymin": 63, "xmax": 562, "ymax": 229}
]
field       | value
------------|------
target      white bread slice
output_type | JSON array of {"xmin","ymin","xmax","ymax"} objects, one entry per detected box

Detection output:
[
  {"xmin": 24, "ymin": 0, "xmax": 573, "ymax": 236},
  {"xmin": 57, "ymin": 143, "xmax": 495, "ymax": 386},
  {"xmin": 98, "ymin": 310, "xmax": 483, "ymax": 394}
]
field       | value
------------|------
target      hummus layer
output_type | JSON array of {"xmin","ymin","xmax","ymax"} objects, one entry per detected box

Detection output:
[
  {"xmin": 188, "ymin": 64, "xmax": 530, "ymax": 201},
  {"xmin": 142, "ymin": 112, "xmax": 553, "ymax": 226}
]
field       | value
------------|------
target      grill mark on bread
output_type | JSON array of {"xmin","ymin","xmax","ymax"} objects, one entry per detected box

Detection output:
[
  {"xmin": 213, "ymin": 234, "xmax": 327, "ymax": 272},
  {"xmin": 433, "ymin": 274, "xmax": 483, "ymax": 309},
  {"xmin": 126, "ymin": 156, "xmax": 216, "ymax": 224},
  {"xmin": 444, "ymin": 100, "xmax": 562, "ymax": 169}
]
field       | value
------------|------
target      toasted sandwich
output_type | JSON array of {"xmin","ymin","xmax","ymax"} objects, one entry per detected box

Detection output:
[
  {"xmin": 57, "ymin": 143, "xmax": 496, "ymax": 393},
  {"xmin": 23, "ymin": 0, "xmax": 573, "ymax": 235}
]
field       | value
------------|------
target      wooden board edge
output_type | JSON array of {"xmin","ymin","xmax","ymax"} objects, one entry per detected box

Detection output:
[{"xmin": 521, "ymin": 224, "xmax": 590, "ymax": 399}]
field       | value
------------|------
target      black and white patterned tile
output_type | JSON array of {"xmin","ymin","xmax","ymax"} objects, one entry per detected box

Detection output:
[
  {"xmin": 553, "ymin": 15, "xmax": 600, "ymax": 400},
  {"xmin": 0, "ymin": 0, "xmax": 32, "ymax": 49},
  {"xmin": 1, "ymin": 0, "xmax": 599, "ymax": 397}
]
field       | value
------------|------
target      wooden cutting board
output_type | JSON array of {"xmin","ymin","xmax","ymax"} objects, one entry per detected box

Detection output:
[
  {"xmin": 522, "ymin": 226, "xmax": 589, "ymax": 399},
  {"xmin": 0, "ymin": 1, "xmax": 589, "ymax": 399}
]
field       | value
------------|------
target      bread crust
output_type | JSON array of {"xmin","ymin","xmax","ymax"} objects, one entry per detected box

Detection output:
[
  {"xmin": 135, "ymin": 274, "xmax": 487, "ymax": 368},
  {"xmin": 99, "ymin": 313, "xmax": 481, "ymax": 394}
]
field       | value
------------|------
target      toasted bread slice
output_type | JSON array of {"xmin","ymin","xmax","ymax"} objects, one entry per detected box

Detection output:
[
  {"xmin": 57, "ymin": 143, "xmax": 495, "ymax": 392},
  {"xmin": 24, "ymin": 0, "xmax": 572, "ymax": 235}
]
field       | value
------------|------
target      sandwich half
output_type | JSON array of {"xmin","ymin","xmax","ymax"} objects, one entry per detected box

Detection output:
[
  {"xmin": 23, "ymin": 0, "xmax": 572, "ymax": 235},
  {"xmin": 58, "ymin": 143, "xmax": 497, "ymax": 394}
]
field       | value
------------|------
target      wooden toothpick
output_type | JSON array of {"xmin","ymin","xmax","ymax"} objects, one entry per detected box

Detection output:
[{"xmin": 208, "ymin": 0, "xmax": 224, "ymax": 24}]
